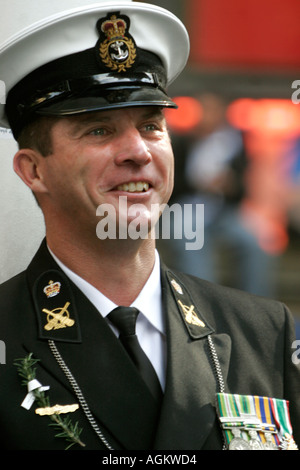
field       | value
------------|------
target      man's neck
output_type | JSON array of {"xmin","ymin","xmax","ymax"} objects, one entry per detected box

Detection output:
[{"xmin": 47, "ymin": 234, "xmax": 157, "ymax": 306}]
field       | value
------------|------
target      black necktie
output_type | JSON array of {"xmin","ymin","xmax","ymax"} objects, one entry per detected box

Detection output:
[{"xmin": 108, "ymin": 306, "xmax": 163, "ymax": 403}]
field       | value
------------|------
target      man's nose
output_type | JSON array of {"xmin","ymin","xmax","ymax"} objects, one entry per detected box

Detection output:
[{"xmin": 114, "ymin": 128, "xmax": 152, "ymax": 166}]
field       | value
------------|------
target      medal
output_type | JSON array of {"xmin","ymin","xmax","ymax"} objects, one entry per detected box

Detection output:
[
  {"xmin": 264, "ymin": 432, "xmax": 278, "ymax": 450},
  {"xmin": 228, "ymin": 428, "xmax": 251, "ymax": 450},
  {"xmin": 280, "ymin": 433, "xmax": 298, "ymax": 450},
  {"xmin": 248, "ymin": 429, "xmax": 265, "ymax": 450},
  {"xmin": 216, "ymin": 393, "xmax": 298, "ymax": 450}
]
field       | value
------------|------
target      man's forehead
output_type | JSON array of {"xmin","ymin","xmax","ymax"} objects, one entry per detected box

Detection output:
[{"xmin": 65, "ymin": 106, "xmax": 166, "ymax": 126}]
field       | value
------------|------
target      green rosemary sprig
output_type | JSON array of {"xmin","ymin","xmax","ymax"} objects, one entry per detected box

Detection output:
[{"xmin": 14, "ymin": 353, "xmax": 85, "ymax": 449}]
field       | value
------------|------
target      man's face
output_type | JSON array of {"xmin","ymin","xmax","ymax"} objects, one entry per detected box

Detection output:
[{"xmin": 35, "ymin": 106, "xmax": 174, "ymax": 236}]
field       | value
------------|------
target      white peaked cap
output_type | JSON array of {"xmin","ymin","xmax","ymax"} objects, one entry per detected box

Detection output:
[{"xmin": 0, "ymin": 0, "xmax": 190, "ymax": 135}]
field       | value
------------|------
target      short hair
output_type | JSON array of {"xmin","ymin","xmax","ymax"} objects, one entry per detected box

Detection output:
[{"xmin": 17, "ymin": 116, "xmax": 58, "ymax": 156}]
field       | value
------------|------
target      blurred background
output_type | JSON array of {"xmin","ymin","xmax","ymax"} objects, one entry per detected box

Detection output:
[
  {"xmin": 1, "ymin": 0, "xmax": 300, "ymax": 338},
  {"xmin": 141, "ymin": 0, "xmax": 300, "ymax": 336}
]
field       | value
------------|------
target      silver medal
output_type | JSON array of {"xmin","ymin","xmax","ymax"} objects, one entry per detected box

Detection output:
[{"xmin": 228, "ymin": 428, "xmax": 251, "ymax": 450}]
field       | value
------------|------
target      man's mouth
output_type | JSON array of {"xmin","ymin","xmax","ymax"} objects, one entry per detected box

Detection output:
[{"xmin": 116, "ymin": 182, "xmax": 150, "ymax": 193}]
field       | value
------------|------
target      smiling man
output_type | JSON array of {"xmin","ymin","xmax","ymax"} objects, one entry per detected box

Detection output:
[
  {"xmin": 14, "ymin": 106, "xmax": 173, "ymax": 304},
  {"xmin": 0, "ymin": 0, "xmax": 299, "ymax": 451}
]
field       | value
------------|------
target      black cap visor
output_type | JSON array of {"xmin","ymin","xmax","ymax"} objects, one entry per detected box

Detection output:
[
  {"xmin": 36, "ymin": 84, "xmax": 177, "ymax": 117},
  {"xmin": 9, "ymin": 72, "xmax": 177, "ymax": 136}
]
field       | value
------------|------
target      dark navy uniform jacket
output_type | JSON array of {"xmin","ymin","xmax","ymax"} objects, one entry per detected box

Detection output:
[{"xmin": 0, "ymin": 240, "xmax": 299, "ymax": 450}]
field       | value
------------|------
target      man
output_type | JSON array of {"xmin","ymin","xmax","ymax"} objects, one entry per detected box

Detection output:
[{"xmin": 0, "ymin": 0, "xmax": 299, "ymax": 451}]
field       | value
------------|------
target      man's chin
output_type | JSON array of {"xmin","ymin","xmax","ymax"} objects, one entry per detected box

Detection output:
[{"xmin": 117, "ymin": 210, "xmax": 155, "ymax": 240}]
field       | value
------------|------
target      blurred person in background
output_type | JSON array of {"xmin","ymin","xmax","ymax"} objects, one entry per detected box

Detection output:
[{"xmin": 168, "ymin": 93, "xmax": 276, "ymax": 297}]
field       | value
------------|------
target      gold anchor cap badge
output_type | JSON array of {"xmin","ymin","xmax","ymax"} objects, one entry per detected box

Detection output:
[{"xmin": 97, "ymin": 13, "xmax": 137, "ymax": 72}]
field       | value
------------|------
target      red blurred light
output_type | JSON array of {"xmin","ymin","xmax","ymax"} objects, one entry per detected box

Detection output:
[
  {"xmin": 227, "ymin": 98, "xmax": 300, "ymax": 136},
  {"xmin": 165, "ymin": 96, "xmax": 203, "ymax": 133}
]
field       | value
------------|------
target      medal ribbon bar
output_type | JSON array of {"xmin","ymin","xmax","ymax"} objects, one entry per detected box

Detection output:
[{"xmin": 216, "ymin": 393, "xmax": 298, "ymax": 450}]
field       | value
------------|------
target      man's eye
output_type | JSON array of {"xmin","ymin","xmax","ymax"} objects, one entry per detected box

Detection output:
[
  {"xmin": 144, "ymin": 124, "xmax": 158, "ymax": 131},
  {"xmin": 89, "ymin": 128, "xmax": 106, "ymax": 136}
]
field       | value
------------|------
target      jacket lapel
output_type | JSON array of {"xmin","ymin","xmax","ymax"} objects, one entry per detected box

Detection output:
[
  {"xmin": 23, "ymin": 240, "xmax": 161, "ymax": 450},
  {"xmin": 154, "ymin": 267, "xmax": 232, "ymax": 450}
]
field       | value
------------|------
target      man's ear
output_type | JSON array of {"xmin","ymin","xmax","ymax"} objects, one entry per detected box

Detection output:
[{"xmin": 13, "ymin": 149, "xmax": 48, "ymax": 194}]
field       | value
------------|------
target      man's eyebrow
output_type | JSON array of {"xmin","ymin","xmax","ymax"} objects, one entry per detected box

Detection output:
[
  {"xmin": 67, "ymin": 107, "xmax": 165, "ymax": 134},
  {"xmin": 140, "ymin": 108, "xmax": 164, "ymax": 120},
  {"xmin": 68, "ymin": 114, "xmax": 111, "ymax": 132}
]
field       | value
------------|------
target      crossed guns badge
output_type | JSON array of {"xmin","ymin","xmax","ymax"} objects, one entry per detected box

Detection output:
[
  {"xmin": 177, "ymin": 300, "xmax": 205, "ymax": 327},
  {"xmin": 43, "ymin": 302, "xmax": 75, "ymax": 331}
]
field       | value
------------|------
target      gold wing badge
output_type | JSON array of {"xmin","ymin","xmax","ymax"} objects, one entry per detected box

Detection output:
[{"xmin": 35, "ymin": 404, "xmax": 79, "ymax": 416}]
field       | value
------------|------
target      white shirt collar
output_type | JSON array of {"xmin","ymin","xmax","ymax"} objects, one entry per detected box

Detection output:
[{"xmin": 48, "ymin": 247, "xmax": 165, "ymax": 335}]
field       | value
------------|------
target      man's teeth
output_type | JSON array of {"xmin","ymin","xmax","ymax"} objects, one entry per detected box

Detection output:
[{"xmin": 117, "ymin": 182, "xmax": 149, "ymax": 192}]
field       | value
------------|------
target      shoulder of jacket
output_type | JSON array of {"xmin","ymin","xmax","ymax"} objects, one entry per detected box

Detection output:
[{"xmin": 165, "ymin": 267, "xmax": 286, "ymax": 316}]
